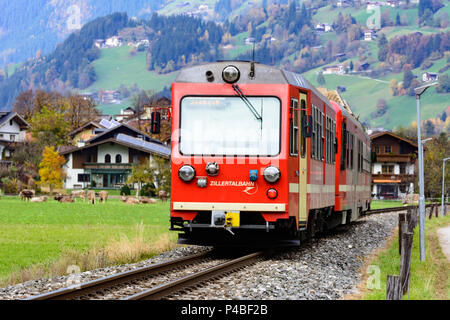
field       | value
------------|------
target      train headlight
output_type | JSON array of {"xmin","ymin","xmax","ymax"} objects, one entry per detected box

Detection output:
[
  {"xmin": 205, "ymin": 162, "xmax": 219, "ymax": 176},
  {"xmin": 263, "ymin": 166, "xmax": 281, "ymax": 184},
  {"xmin": 178, "ymin": 165, "xmax": 196, "ymax": 182},
  {"xmin": 222, "ymin": 65, "xmax": 240, "ymax": 83}
]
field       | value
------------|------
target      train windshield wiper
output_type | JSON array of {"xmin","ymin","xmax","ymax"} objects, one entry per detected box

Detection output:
[{"xmin": 232, "ymin": 84, "xmax": 262, "ymax": 121}]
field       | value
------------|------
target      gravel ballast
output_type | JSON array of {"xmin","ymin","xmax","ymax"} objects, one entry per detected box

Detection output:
[{"xmin": 0, "ymin": 211, "xmax": 399, "ymax": 300}]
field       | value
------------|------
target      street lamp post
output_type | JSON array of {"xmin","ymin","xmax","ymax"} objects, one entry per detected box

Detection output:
[
  {"xmin": 414, "ymin": 82, "xmax": 438, "ymax": 262},
  {"xmin": 442, "ymin": 157, "xmax": 450, "ymax": 217}
]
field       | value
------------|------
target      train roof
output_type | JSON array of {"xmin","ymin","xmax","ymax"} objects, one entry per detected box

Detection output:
[{"xmin": 175, "ymin": 61, "xmax": 331, "ymax": 106}]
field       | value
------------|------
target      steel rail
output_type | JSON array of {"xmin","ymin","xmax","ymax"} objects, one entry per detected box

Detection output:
[
  {"xmin": 25, "ymin": 250, "xmax": 212, "ymax": 300},
  {"xmin": 123, "ymin": 251, "xmax": 264, "ymax": 300}
]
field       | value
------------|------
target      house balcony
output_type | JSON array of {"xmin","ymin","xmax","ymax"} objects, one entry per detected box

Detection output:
[
  {"xmin": 372, "ymin": 173, "xmax": 415, "ymax": 184},
  {"xmin": 83, "ymin": 162, "xmax": 132, "ymax": 170},
  {"xmin": 374, "ymin": 153, "xmax": 415, "ymax": 163}
]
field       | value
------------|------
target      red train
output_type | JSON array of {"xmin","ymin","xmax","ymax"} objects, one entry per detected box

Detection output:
[{"xmin": 168, "ymin": 61, "xmax": 371, "ymax": 246}]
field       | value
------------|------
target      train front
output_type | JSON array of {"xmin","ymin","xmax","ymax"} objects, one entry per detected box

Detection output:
[{"xmin": 170, "ymin": 61, "xmax": 293, "ymax": 247}]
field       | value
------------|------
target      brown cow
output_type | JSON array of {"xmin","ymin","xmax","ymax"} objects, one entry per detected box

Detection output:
[
  {"xmin": 19, "ymin": 189, "xmax": 35, "ymax": 201},
  {"xmin": 158, "ymin": 190, "xmax": 170, "ymax": 202},
  {"xmin": 59, "ymin": 196, "xmax": 74, "ymax": 203},
  {"xmin": 140, "ymin": 197, "xmax": 157, "ymax": 204},
  {"xmin": 71, "ymin": 190, "xmax": 86, "ymax": 201},
  {"xmin": 121, "ymin": 196, "xmax": 140, "ymax": 204},
  {"xmin": 99, "ymin": 191, "xmax": 108, "ymax": 203},
  {"xmin": 87, "ymin": 190, "xmax": 96, "ymax": 204},
  {"xmin": 53, "ymin": 194, "xmax": 64, "ymax": 201}
]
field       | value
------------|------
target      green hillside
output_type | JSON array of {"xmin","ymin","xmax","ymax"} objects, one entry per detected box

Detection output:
[{"xmin": 87, "ymin": 46, "xmax": 177, "ymax": 92}]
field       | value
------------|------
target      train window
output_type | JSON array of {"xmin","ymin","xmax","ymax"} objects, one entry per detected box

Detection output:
[
  {"xmin": 320, "ymin": 111, "xmax": 324, "ymax": 161},
  {"xmin": 311, "ymin": 105, "xmax": 316, "ymax": 159},
  {"xmin": 300, "ymin": 99, "xmax": 306, "ymax": 158},
  {"xmin": 180, "ymin": 96, "xmax": 281, "ymax": 156},
  {"xmin": 350, "ymin": 134, "xmax": 354, "ymax": 169},
  {"xmin": 290, "ymin": 99, "xmax": 299, "ymax": 156}
]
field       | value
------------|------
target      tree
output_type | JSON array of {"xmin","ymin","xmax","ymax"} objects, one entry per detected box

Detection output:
[
  {"xmin": 127, "ymin": 162, "xmax": 153, "ymax": 198},
  {"xmin": 38, "ymin": 146, "xmax": 66, "ymax": 193},
  {"xmin": 389, "ymin": 78, "xmax": 398, "ymax": 96},
  {"xmin": 436, "ymin": 74, "xmax": 450, "ymax": 93},
  {"xmin": 421, "ymin": 133, "xmax": 450, "ymax": 198},
  {"xmin": 377, "ymin": 33, "xmax": 388, "ymax": 62},
  {"xmin": 317, "ymin": 72, "xmax": 326, "ymax": 85},
  {"xmin": 403, "ymin": 69, "xmax": 414, "ymax": 89},
  {"xmin": 30, "ymin": 105, "xmax": 70, "ymax": 147},
  {"xmin": 151, "ymin": 156, "xmax": 171, "ymax": 193}
]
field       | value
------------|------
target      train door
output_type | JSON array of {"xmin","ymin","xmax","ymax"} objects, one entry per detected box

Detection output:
[{"xmin": 298, "ymin": 91, "xmax": 308, "ymax": 225}]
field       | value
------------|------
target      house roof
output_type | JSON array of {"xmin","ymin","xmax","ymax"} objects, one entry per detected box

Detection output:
[
  {"xmin": 59, "ymin": 136, "xmax": 170, "ymax": 158},
  {"xmin": 87, "ymin": 122, "xmax": 160, "ymax": 145},
  {"xmin": 0, "ymin": 112, "xmax": 30, "ymax": 130},
  {"xmin": 369, "ymin": 131, "xmax": 418, "ymax": 148},
  {"xmin": 68, "ymin": 121, "xmax": 103, "ymax": 137}
]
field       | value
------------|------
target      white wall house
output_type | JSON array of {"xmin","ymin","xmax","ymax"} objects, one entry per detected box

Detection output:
[
  {"xmin": 60, "ymin": 124, "xmax": 170, "ymax": 189},
  {"xmin": 0, "ymin": 112, "xmax": 30, "ymax": 161}
]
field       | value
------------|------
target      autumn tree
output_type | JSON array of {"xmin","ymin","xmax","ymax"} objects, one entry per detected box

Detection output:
[
  {"xmin": 30, "ymin": 105, "xmax": 70, "ymax": 147},
  {"xmin": 38, "ymin": 146, "xmax": 66, "ymax": 193},
  {"xmin": 421, "ymin": 133, "xmax": 450, "ymax": 198}
]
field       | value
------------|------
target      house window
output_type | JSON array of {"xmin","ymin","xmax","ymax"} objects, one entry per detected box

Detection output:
[
  {"xmin": 10, "ymin": 135, "xmax": 15, "ymax": 141},
  {"xmin": 375, "ymin": 145, "xmax": 380, "ymax": 154},
  {"xmin": 78, "ymin": 174, "xmax": 90, "ymax": 182},
  {"xmin": 399, "ymin": 163, "xmax": 406, "ymax": 174},
  {"xmin": 116, "ymin": 154, "xmax": 122, "ymax": 163},
  {"xmin": 105, "ymin": 154, "xmax": 111, "ymax": 163},
  {"xmin": 385, "ymin": 145, "xmax": 391, "ymax": 153},
  {"xmin": 382, "ymin": 165, "xmax": 394, "ymax": 173}
]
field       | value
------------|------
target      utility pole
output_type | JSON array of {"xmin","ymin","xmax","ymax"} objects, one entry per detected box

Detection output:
[{"xmin": 414, "ymin": 82, "xmax": 437, "ymax": 262}]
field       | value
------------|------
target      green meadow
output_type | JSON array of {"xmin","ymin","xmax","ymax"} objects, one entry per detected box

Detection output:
[{"xmin": 0, "ymin": 197, "xmax": 175, "ymax": 284}]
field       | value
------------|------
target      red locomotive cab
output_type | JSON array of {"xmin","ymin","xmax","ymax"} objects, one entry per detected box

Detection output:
[
  {"xmin": 170, "ymin": 62, "xmax": 299, "ymax": 246},
  {"xmin": 169, "ymin": 61, "xmax": 371, "ymax": 247}
]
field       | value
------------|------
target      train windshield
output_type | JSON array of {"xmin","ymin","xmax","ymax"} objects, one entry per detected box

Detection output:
[{"xmin": 180, "ymin": 96, "xmax": 281, "ymax": 156}]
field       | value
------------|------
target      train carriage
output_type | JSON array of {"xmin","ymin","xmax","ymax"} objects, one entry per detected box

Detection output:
[{"xmin": 167, "ymin": 61, "xmax": 371, "ymax": 246}]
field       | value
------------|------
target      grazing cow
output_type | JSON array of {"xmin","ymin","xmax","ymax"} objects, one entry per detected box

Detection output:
[
  {"xmin": 19, "ymin": 189, "xmax": 35, "ymax": 201},
  {"xmin": 158, "ymin": 190, "xmax": 170, "ymax": 202},
  {"xmin": 30, "ymin": 196, "xmax": 48, "ymax": 202},
  {"xmin": 59, "ymin": 196, "xmax": 74, "ymax": 203},
  {"xmin": 71, "ymin": 190, "xmax": 86, "ymax": 201},
  {"xmin": 87, "ymin": 190, "xmax": 96, "ymax": 204},
  {"xmin": 99, "ymin": 191, "xmax": 108, "ymax": 203}
]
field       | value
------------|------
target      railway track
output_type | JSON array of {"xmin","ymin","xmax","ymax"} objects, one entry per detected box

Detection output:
[
  {"xmin": 25, "ymin": 250, "xmax": 264, "ymax": 300},
  {"xmin": 24, "ymin": 204, "xmax": 447, "ymax": 300}
]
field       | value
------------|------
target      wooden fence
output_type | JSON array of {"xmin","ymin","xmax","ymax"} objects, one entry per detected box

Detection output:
[{"xmin": 386, "ymin": 203, "xmax": 447, "ymax": 300}]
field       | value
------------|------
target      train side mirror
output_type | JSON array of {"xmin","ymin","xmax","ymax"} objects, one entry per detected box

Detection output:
[
  {"xmin": 151, "ymin": 111, "xmax": 161, "ymax": 134},
  {"xmin": 301, "ymin": 115, "xmax": 312, "ymax": 138}
]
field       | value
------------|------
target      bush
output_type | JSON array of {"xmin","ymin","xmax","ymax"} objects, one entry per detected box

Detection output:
[
  {"xmin": 140, "ymin": 183, "xmax": 156, "ymax": 197},
  {"xmin": 120, "ymin": 184, "xmax": 131, "ymax": 196},
  {"xmin": 1, "ymin": 177, "xmax": 20, "ymax": 194}
]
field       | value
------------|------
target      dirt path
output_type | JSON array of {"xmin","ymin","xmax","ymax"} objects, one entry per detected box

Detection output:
[{"xmin": 437, "ymin": 226, "xmax": 450, "ymax": 262}]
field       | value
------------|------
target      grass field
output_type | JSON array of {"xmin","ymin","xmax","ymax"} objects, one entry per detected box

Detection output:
[
  {"xmin": 0, "ymin": 197, "xmax": 175, "ymax": 284},
  {"xmin": 357, "ymin": 214, "xmax": 450, "ymax": 300}
]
